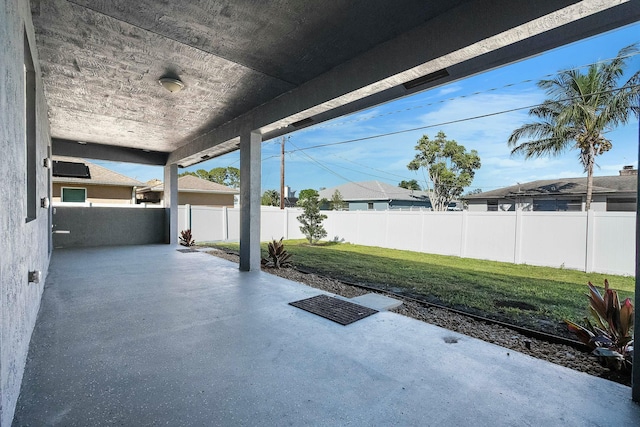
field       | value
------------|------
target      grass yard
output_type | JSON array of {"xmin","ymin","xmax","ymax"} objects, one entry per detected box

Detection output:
[{"xmin": 210, "ymin": 239, "xmax": 635, "ymax": 334}]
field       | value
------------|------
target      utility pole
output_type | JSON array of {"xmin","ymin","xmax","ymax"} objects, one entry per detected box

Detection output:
[{"xmin": 280, "ymin": 136, "xmax": 286, "ymax": 210}]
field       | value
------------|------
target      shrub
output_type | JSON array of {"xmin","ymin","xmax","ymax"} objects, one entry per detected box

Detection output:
[
  {"xmin": 297, "ymin": 195, "xmax": 327, "ymax": 244},
  {"xmin": 179, "ymin": 229, "xmax": 195, "ymax": 247},
  {"xmin": 262, "ymin": 238, "xmax": 292, "ymax": 268},
  {"xmin": 565, "ymin": 279, "xmax": 634, "ymax": 371}
]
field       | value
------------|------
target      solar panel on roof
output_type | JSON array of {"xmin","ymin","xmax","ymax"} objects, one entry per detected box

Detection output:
[{"xmin": 52, "ymin": 161, "xmax": 91, "ymax": 178}]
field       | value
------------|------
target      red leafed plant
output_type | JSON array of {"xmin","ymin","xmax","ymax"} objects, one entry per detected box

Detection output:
[
  {"xmin": 565, "ymin": 279, "xmax": 634, "ymax": 371},
  {"xmin": 261, "ymin": 238, "xmax": 292, "ymax": 269},
  {"xmin": 179, "ymin": 229, "xmax": 195, "ymax": 247}
]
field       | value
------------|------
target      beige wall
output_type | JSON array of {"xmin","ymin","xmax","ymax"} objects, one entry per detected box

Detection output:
[
  {"xmin": 53, "ymin": 183, "xmax": 134, "ymax": 204},
  {"xmin": 178, "ymin": 192, "xmax": 235, "ymax": 207}
]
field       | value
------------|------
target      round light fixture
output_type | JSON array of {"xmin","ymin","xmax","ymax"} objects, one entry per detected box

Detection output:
[{"xmin": 158, "ymin": 77, "xmax": 184, "ymax": 93}]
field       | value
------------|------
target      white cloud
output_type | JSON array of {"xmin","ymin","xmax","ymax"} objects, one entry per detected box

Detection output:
[{"xmin": 436, "ymin": 85, "xmax": 463, "ymax": 96}]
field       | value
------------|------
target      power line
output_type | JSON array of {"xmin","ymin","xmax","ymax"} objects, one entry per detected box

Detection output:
[
  {"xmin": 286, "ymin": 84, "xmax": 640, "ymax": 154},
  {"xmin": 311, "ymin": 51, "xmax": 640, "ymax": 130},
  {"xmin": 287, "ymin": 140, "xmax": 428, "ymax": 196}
]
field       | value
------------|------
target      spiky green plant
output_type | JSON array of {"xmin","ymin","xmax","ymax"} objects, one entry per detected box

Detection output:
[
  {"xmin": 262, "ymin": 238, "xmax": 292, "ymax": 268},
  {"xmin": 565, "ymin": 279, "xmax": 634, "ymax": 371}
]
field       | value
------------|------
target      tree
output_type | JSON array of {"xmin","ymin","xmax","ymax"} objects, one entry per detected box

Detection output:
[
  {"xmin": 212, "ymin": 166, "xmax": 240, "ymax": 188},
  {"xmin": 179, "ymin": 169, "xmax": 211, "ymax": 180},
  {"xmin": 297, "ymin": 195, "xmax": 327, "ymax": 244},
  {"xmin": 261, "ymin": 189, "xmax": 280, "ymax": 206},
  {"xmin": 179, "ymin": 166, "xmax": 240, "ymax": 188},
  {"xmin": 398, "ymin": 179, "xmax": 421, "ymax": 190},
  {"xmin": 465, "ymin": 188, "xmax": 483, "ymax": 195},
  {"xmin": 508, "ymin": 43, "xmax": 640, "ymax": 211},
  {"xmin": 407, "ymin": 131, "xmax": 481, "ymax": 211},
  {"xmin": 329, "ymin": 190, "xmax": 347, "ymax": 210},
  {"xmin": 296, "ymin": 189, "xmax": 319, "ymax": 207}
]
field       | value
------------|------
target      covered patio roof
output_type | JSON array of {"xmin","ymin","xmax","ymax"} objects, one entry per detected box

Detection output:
[
  {"xmin": 14, "ymin": 245, "xmax": 640, "ymax": 425},
  {"xmin": 35, "ymin": 1, "xmax": 640, "ymax": 167}
]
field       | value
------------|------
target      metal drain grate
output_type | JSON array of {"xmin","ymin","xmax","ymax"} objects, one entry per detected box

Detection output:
[
  {"xmin": 177, "ymin": 248, "xmax": 199, "ymax": 253},
  {"xmin": 289, "ymin": 294, "xmax": 378, "ymax": 325}
]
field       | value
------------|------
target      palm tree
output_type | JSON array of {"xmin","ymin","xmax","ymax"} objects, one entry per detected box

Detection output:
[{"xmin": 508, "ymin": 43, "xmax": 640, "ymax": 210}]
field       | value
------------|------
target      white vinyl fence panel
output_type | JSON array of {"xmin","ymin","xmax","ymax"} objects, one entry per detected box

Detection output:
[
  {"xmin": 519, "ymin": 212, "xmax": 587, "ymax": 270},
  {"xmin": 179, "ymin": 206, "xmax": 635, "ymax": 275},
  {"xmin": 590, "ymin": 212, "xmax": 636, "ymax": 275},
  {"xmin": 463, "ymin": 212, "xmax": 517, "ymax": 262}
]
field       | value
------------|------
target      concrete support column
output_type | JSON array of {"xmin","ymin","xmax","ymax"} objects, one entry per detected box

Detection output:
[
  {"xmin": 164, "ymin": 163, "xmax": 178, "ymax": 245},
  {"xmin": 239, "ymin": 131, "xmax": 262, "ymax": 271},
  {"xmin": 633, "ymin": 122, "xmax": 639, "ymax": 403}
]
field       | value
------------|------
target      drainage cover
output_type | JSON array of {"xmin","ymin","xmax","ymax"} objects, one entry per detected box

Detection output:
[
  {"xmin": 177, "ymin": 248, "xmax": 199, "ymax": 253},
  {"xmin": 289, "ymin": 294, "xmax": 378, "ymax": 325}
]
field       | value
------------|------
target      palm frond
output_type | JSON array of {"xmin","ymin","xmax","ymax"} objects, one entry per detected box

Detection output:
[{"xmin": 510, "ymin": 137, "xmax": 569, "ymax": 159}]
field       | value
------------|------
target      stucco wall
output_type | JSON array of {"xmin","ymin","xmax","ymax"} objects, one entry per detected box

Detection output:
[
  {"xmin": 0, "ymin": 1, "xmax": 52, "ymax": 424},
  {"xmin": 178, "ymin": 192, "xmax": 234, "ymax": 207},
  {"xmin": 52, "ymin": 206, "xmax": 166, "ymax": 248},
  {"xmin": 348, "ymin": 201, "xmax": 388, "ymax": 211},
  {"xmin": 139, "ymin": 191, "xmax": 235, "ymax": 207},
  {"xmin": 467, "ymin": 195, "xmax": 614, "ymax": 212},
  {"xmin": 52, "ymin": 183, "xmax": 134, "ymax": 204}
]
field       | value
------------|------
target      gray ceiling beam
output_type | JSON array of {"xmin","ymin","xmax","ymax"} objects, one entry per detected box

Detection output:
[
  {"xmin": 52, "ymin": 138, "xmax": 168, "ymax": 165},
  {"xmin": 168, "ymin": 0, "xmax": 640, "ymax": 167}
]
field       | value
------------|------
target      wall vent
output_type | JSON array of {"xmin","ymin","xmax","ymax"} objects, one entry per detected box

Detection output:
[
  {"xmin": 403, "ymin": 69, "xmax": 449, "ymax": 90},
  {"xmin": 290, "ymin": 117, "xmax": 314, "ymax": 128}
]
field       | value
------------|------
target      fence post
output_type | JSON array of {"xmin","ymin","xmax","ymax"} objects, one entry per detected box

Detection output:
[
  {"xmin": 385, "ymin": 210, "xmax": 390, "ymax": 248},
  {"xmin": 356, "ymin": 210, "xmax": 361, "ymax": 245},
  {"xmin": 513, "ymin": 209, "xmax": 523, "ymax": 264},
  {"xmin": 585, "ymin": 210, "xmax": 595, "ymax": 273},
  {"xmin": 420, "ymin": 210, "xmax": 425, "ymax": 253},
  {"xmin": 284, "ymin": 208, "xmax": 289, "ymax": 240},
  {"xmin": 459, "ymin": 210, "xmax": 468, "ymax": 258},
  {"xmin": 184, "ymin": 204, "xmax": 191, "ymax": 231},
  {"xmin": 222, "ymin": 206, "xmax": 228, "ymax": 241}
]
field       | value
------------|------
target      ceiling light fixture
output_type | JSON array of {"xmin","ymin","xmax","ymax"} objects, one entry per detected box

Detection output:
[{"xmin": 158, "ymin": 77, "xmax": 184, "ymax": 93}]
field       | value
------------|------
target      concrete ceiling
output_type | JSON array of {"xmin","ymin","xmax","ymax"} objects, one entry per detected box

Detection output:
[{"xmin": 33, "ymin": 0, "xmax": 640, "ymax": 167}]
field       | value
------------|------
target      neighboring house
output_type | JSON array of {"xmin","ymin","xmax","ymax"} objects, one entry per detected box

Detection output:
[
  {"xmin": 136, "ymin": 175, "xmax": 238, "ymax": 207},
  {"xmin": 463, "ymin": 167, "xmax": 637, "ymax": 212},
  {"xmin": 52, "ymin": 156, "xmax": 144, "ymax": 204},
  {"xmin": 318, "ymin": 181, "xmax": 431, "ymax": 211}
]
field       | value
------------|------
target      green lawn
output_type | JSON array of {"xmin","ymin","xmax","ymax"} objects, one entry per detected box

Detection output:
[{"xmin": 209, "ymin": 240, "xmax": 635, "ymax": 334}]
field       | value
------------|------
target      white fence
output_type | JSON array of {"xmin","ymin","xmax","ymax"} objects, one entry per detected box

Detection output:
[{"xmin": 179, "ymin": 205, "xmax": 636, "ymax": 276}]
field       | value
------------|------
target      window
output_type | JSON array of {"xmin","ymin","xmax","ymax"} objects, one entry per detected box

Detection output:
[
  {"xmin": 367, "ymin": 202, "xmax": 374, "ymax": 210},
  {"xmin": 565, "ymin": 199, "xmax": 582, "ymax": 212},
  {"xmin": 61, "ymin": 188, "xmax": 87, "ymax": 203},
  {"xmin": 24, "ymin": 32, "xmax": 37, "ymax": 221},
  {"xmin": 533, "ymin": 199, "xmax": 556, "ymax": 211},
  {"xmin": 533, "ymin": 198, "xmax": 582, "ymax": 211},
  {"xmin": 607, "ymin": 197, "xmax": 636, "ymax": 212},
  {"xmin": 487, "ymin": 200, "xmax": 498, "ymax": 211}
]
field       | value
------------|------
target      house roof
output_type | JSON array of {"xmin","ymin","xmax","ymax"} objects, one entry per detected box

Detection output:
[
  {"xmin": 463, "ymin": 175, "xmax": 637, "ymax": 200},
  {"xmin": 137, "ymin": 175, "xmax": 239, "ymax": 194},
  {"xmin": 52, "ymin": 156, "xmax": 145, "ymax": 187},
  {"xmin": 318, "ymin": 181, "xmax": 430, "ymax": 202}
]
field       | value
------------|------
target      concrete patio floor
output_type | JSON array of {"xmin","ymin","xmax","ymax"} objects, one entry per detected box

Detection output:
[{"xmin": 13, "ymin": 245, "xmax": 639, "ymax": 426}]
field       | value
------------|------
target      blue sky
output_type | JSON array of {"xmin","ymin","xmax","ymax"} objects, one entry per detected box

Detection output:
[{"xmin": 96, "ymin": 22, "xmax": 640, "ymax": 194}]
